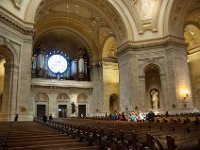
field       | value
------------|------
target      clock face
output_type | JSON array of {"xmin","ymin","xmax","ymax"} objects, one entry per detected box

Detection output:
[{"xmin": 48, "ymin": 54, "xmax": 68, "ymax": 73}]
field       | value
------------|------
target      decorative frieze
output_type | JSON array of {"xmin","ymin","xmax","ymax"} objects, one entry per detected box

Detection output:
[
  {"xmin": 125, "ymin": 0, "xmax": 162, "ymax": 34},
  {"xmin": 0, "ymin": 11, "xmax": 34, "ymax": 35},
  {"xmin": 31, "ymin": 78, "xmax": 93, "ymax": 89},
  {"xmin": 117, "ymin": 36, "xmax": 187, "ymax": 56}
]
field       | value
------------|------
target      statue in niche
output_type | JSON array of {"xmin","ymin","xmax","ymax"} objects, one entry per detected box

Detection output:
[
  {"xmin": 141, "ymin": 0, "xmax": 155, "ymax": 20},
  {"xmin": 150, "ymin": 89, "xmax": 159, "ymax": 109}
]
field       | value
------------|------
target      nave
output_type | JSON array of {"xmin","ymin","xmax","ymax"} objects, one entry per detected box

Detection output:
[
  {"xmin": 1, "ymin": 115, "xmax": 200, "ymax": 150},
  {"xmin": 0, "ymin": 121, "xmax": 97, "ymax": 150}
]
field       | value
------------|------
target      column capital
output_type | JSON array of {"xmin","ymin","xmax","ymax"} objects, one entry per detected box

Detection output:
[{"xmin": 4, "ymin": 63, "xmax": 19, "ymax": 71}]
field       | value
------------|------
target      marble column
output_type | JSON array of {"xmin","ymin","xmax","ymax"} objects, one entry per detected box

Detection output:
[
  {"xmin": 165, "ymin": 43, "xmax": 194, "ymax": 113},
  {"xmin": 138, "ymin": 76, "xmax": 147, "ymax": 111},
  {"xmin": 117, "ymin": 47, "xmax": 138, "ymax": 112},
  {"xmin": 90, "ymin": 62, "xmax": 103, "ymax": 114},
  {"xmin": 160, "ymin": 74, "xmax": 168, "ymax": 112}
]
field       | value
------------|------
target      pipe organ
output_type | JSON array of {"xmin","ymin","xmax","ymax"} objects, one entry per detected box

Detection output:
[{"xmin": 32, "ymin": 46, "xmax": 89, "ymax": 81}]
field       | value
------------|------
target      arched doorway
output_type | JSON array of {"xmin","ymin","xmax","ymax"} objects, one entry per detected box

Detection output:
[
  {"xmin": 109, "ymin": 93, "xmax": 119, "ymax": 114},
  {"xmin": 57, "ymin": 93, "xmax": 70, "ymax": 118},
  {"xmin": 34, "ymin": 93, "xmax": 49, "ymax": 118},
  {"xmin": 144, "ymin": 64, "xmax": 161, "ymax": 111},
  {"xmin": 77, "ymin": 93, "xmax": 88, "ymax": 117},
  {"xmin": 0, "ymin": 45, "xmax": 18, "ymax": 121}
]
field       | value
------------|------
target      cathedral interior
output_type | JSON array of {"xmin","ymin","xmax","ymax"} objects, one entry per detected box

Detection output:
[{"xmin": 0, "ymin": 0, "xmax": 200, "ymax": 121}]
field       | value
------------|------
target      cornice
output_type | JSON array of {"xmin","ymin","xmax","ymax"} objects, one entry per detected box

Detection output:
[
  {"xmin": 31, "ymin": 78, "xmax": 93, "ymax": 89},
  {"xmin": 117, "ymin": 35, "xmax": 187, "ymax": 56},
  {"xmin": 0, "ymin": 8, "xmax": 34, "ymax": 35},
  {"xmin": 0, "ymin": 6, "xmax": 33, "ymax": 25},
  {"xmin": 102, "ymin": 57, "xmax": 118, "ymax": 63}
]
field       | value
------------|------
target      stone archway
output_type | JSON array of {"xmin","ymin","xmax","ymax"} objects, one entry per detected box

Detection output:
[
  {"xmin": 0, "ymin": 45, "xmax": 18, "ymax": 121},
  {"xmin": 109, "ymin": 93, "xmax": 119, "ymax": 114},
  {"xmin": 77, "ymin": 93, "xmax": 88, "ymax": 117},
  {"xmin": 34, "ymin": 93, "xmax": 49, "ymax": 118},
  {"xmin": 56, "ymin": 93, "xmax": 70, "ymax": 118}
]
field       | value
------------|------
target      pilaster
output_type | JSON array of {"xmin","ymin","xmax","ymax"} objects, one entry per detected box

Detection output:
[
  {"xmin": 17, "ymin": 38, "xmax": 33, "ymax": 120},
  {"xmin": 165, "ymin": 44, "xmax": 193, "ymax": 113}
]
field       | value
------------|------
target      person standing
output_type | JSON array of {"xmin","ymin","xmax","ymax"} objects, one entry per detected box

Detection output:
[
  {"xmin": 49, "ymin": 114, "xmax": 53, "ymax": 120},
  {"xmin": 14, "ymin": 114, "xmax": 18, "ymax": 121}
]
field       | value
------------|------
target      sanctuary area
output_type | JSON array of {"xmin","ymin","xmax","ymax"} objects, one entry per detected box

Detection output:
[{"xmin": 0, "ymin": 0, "xmax": 200, "ymax": 121}]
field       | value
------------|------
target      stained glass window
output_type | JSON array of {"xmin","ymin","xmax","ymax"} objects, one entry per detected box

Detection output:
[{"xmin": 48, "ymin": 54, "xmax": 68, "ymax": 73}]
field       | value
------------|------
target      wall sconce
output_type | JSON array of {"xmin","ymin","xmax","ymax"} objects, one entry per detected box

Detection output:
[
  {"xmin": 180, "ymin": 89, "xmax": 189, "ymax": 102},
  {"xmin": 183, "ymin": 93, "xmax": 188, "ymax": 101}
]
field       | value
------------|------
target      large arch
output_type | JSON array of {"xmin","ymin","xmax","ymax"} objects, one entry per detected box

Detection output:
[
  {"xmin": 33, "ymin": 19, "xmax": 98, "ymax": 61},
  {"xmin": 24, "ymin": 0, "xmax": 135, "ymax": 46},
  {"xmin": 0, "ymin": 44, "xmax": 19, "ymax": 121},
  {"xmin": 164, "ymin": 0, "xmax": 197, "ymax": 38}
]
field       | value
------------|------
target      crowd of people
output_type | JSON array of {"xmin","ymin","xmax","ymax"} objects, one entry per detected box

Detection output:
[{"xmin": 112, "ymin": 110, "xmax": 155, "ymax": 122}]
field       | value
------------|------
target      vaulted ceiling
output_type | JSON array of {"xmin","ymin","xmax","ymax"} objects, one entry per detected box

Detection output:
[
  {"xmin": 33, "ymin": 0, "xmax": 126, "ymax": 60},
  {"xmin": 183, "ymin": 0, "xmax": 200, "ymax": 52}
]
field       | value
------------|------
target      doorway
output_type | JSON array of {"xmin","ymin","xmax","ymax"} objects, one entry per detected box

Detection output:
[
  {"xmin": 58, "ymin": 105, "xmax": 67, "ymax": 118},
  {"xmin": 37, "ymin": 104, "xmax": 46, "ymax": 118},
  {"xmin": 78, "ymin": 105, "xmax": 86, "ymax": 117},
  {"xmin": 109, "ymin": 94, "xmax": 119, "ymax": 114}
]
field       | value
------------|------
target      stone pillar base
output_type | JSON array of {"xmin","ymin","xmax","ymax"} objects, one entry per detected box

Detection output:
[
  {"xmin": 168, "ymin": 108, "xmax": 195, "ymax": 114},
  {"xmin": 0, "ymin": 113, "xmax": 9, "ymax": 121},
  {"xmin": 13, "ymin": 114, "xmax": 34, "ymax": 121}
]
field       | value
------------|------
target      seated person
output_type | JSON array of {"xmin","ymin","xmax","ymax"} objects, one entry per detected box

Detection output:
[
  {"xmin": 147, "ymin": 110, "xmax": 155, "ymax": 121},
  {"xmin": 43, "ymin": 114, "xmax": 47, "ymax": 122},
  {"xmin": 113, "ymin": 110, "xmax": 118, "ymax": 120},
  {"xmin": 118, "ymin": 113, "xmax": 123, "ymax": 121}
]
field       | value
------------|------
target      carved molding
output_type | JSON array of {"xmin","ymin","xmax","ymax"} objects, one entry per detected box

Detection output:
[
  {"xmin": 0, "ymin": 11, "xmax": 34, "ymax": 35},
  {"xmin": 126, "ymin": 0, "xmax": 162, "ymax": 34},
  {"xmin": 77, "ymin": 93, "xmax": 88, "ymax": 103},
  {"xmin": 11, "ymin": 0, "xmax": 22, "ymax": 10},
  {"xmin": 188, "ymin": 0, "xmax": 200, "ymax": 13},
  {"xmin": 57, "ymin": 93, "xmax": 70, "ymax": 102},
  {"xmin": 138, "ymin": 57, "xmax": 165, "ymax": 77},
  {"xmin": 117, "ymin": 36, "xmax": 187, "ymax": 56},
  {"xmin": 34, "ymin": 92, "xmax": 49, "ymax": 102},
  {"xmin": 102, "ymin": 61, "xmax": 118, "ymax": 70}
]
